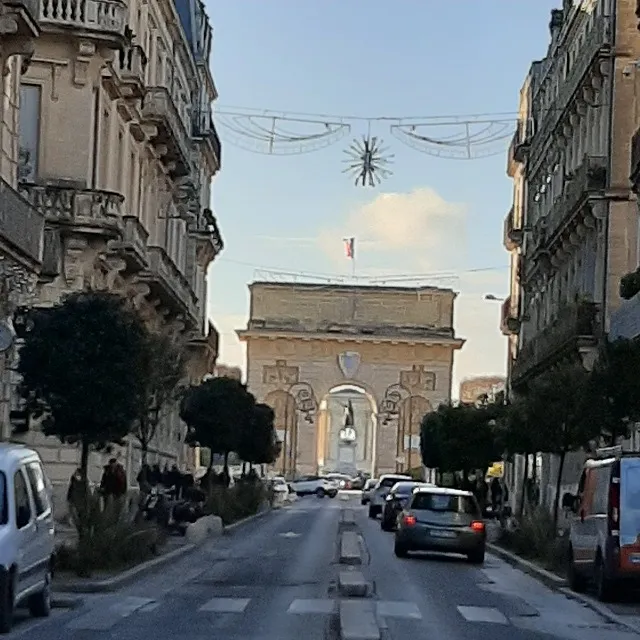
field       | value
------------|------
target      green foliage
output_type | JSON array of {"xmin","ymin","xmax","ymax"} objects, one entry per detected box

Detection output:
[
  {"xmin": 180, "ymin": 376, "xmax": 255, "ymax": 459},
  {"xmin": 237, "ymin": 403, "xmax": 281, "ymax": 466},
  {"xmin": 134, "ymin": 332, "xmax": 186, "ymax": 459},
  {"xmin": 17, "ymin": 291, "xmax": 148, "ymax": 478},
  {"xmin": 57, "ymin": 492, "xmax": 163, "ymax": 577},
  {"xmin": 204, "ymin": 482, "xmax": 267, "ymax": 525},
  {"xmin": 499, "ymin": 508, "xmax": 569, "ymax": 574},
  {"xmin": 582, "ymin": 338, "xmax": 640, "ymax": 445},
  {"xmin": 420, "ymin": 401, "xmax": 502, "ymax": 474}
]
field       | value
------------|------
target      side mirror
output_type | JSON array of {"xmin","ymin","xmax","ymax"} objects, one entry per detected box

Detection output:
[
  {"xmin": 16, "ymin": 505, "xmax": 30, "ymax": 529},
  {"xmin": 385, "ymin": 495, "xmax": 393, "ymax": 502}
]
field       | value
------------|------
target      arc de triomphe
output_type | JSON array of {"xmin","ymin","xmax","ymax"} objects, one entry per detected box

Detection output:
[{"xmin": 237, "ymin": 282, "xmax": 464, "ymax": 477}]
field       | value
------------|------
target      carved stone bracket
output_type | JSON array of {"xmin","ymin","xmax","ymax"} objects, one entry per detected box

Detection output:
[
  {"xmin": 93, "ymin": 254, "xmax": 127, "ymax": 291},
  {"xmin": 289, "ymin": 382, "xmax": 317, "ymax": 424}
]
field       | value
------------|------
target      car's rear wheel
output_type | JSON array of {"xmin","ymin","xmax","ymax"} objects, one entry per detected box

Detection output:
[
  {"xmin": 381, "ymin": 516, "xmax": 392, "ymax": 531},
  {"xmin": 315, "ymin": 487, "xmax": 325, "ymax": 498},
  {"xmin": 394, "ymin": 541, "xmax": 408, "ymax": 558},
  {"xmin": 28, "ymin": 567, "xmax": 52, "ymax": 618},
  {"xmin": 0, "ymin": 572, "xmax": 14, "ymax": 634},
  {"xmin": 467, "ymin": 548, "xmax": 485, "ymax": 565},
  {"xmin": 594, "ymin": 553, "xmax": 616, "ymax": 602},
  {"xmin": 567, "ymin": 546, "xmax": 587, "ymax": 593}
]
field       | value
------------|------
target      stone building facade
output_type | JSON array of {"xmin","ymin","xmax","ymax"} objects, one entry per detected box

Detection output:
[
  {"xmin": 459, "ymin": 376, "xmax": 505, "ymax": 405},
  {"xmin": 237, "ymin": 282, "xmax": 464, "ymax": 477},
  {"xmin": 5, "ymin": 0, "xmax": 223, "ymax": 504},
  {"xmin": 508, "ymin": 1, "xmax": 640, "ymax": 391}
]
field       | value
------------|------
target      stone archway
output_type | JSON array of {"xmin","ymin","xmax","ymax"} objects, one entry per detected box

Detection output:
[
  {"xmin": 397, "ymin": 396, "xmax": 432, "ymax": 473},
  {"xmin": 264, "ymin": 389, "xmax": 297, "ymax": 476}
]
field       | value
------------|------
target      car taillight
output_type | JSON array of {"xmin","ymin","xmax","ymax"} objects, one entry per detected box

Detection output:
[
  {"xmin": 608, "ymin": 479, "xmax": 620, "ymax": 536},
  {"xmin": 403, "ymin": 514, "xmax": 417, "ymax": 527},
  {"xmin": 470, "ymin": 521, "xmax": 485, "ymax": 532}
]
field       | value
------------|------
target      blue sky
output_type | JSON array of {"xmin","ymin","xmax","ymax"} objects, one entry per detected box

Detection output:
[{"xmin": 206, "ymin": 0, "xmax": 559, "ymax": 393}]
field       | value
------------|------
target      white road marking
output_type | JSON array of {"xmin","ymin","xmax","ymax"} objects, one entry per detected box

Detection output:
[
  {"xmin": 457, "ymin": 605, "xmax": 509, "ymax": 624},
  {"xmin": 199, "ymin": 597, "xmax": 251, "ymax": 613},
  {"xmin": 279, "ymin": 531, "xmax": 301, "ymax": 538},
  {"xmin": 377, "ymin": 600, "xmax": 422, "ymax": 620}
]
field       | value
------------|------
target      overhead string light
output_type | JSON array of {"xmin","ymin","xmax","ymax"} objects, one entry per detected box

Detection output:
[{"xmin": 215, "ymin": 105, "xmax": 519, "ymax": 186}]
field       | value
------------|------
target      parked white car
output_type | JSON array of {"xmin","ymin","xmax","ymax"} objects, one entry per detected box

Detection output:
[
  {"xmin": 0, "ymin": 444, "xmax": 55, "ymax": 632},
  {"xmin": 368, "ymin": 473, "xmax": 412, "ymax": 518},
  {"xmin": 290, "ymin": 475, "xmax": 339, "ymax": 498}
]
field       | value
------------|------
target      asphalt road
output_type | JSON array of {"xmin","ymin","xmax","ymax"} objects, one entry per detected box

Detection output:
[{"xmin": 9, "ymin": 494, "xmax": 640, "ymax": 640}]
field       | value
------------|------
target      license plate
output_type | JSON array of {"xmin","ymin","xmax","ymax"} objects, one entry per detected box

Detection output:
[
  {"xmin": 430, "ymin": 529, "xmax": 456, "ymax": 539},
  {"xmin": 631, "ymin": 553, "xmax": 640, "ymax": 564}
]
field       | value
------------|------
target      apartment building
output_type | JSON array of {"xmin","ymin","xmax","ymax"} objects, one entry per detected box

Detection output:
[
  {"xmin": 508, "ymin": 1, "xmax": 640, "ymax": 392},
  {"xmin": 0, "ymin": 0, "xmax": 44, "ymax": 438},
  {"xmin": 5, "ymin": 0, "xmax": 223, "ymax": 502},
  {"xmin": 503, "ymin": 1, "xmax": 640, "ymax": 511}
]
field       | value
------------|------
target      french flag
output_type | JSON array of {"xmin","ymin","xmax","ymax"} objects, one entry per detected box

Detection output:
[{"xmin": 344, "ymin": 237, "xmax": 355, "ymax": 260}]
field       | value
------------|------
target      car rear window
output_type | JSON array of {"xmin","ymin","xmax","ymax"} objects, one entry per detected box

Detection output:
[
  {"xmin": 395, "ymin": 484, "xmax": 417, "ymax": 496},
  {"xmin": 380, "ymin": 477, "xmax": 405, "ymax": 488},
  {"xmin": 411, "ymin": 492, "xmax": 479, "ymax": 515}
]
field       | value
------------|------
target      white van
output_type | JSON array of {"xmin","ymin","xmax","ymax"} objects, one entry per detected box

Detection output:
[{"xmin": 0, "ymin": 445, "xmax": 55, "ymax": 632}]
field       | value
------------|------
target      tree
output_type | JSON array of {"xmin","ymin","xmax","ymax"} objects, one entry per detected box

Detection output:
[
  {"xmin": 237, "ymin": 403, "xmax": 281, "ymax": 468},
  {"xmin": 420, "ymin": 407, "xmax": 446, "ymax": 472},
  {"xmin": 180, "ymin": 376, "xmax": 255, "ymax": 478},
  {"xmin": 582, "ymin": 338, "xmax": 640, "ymax": 446},
  {"xmin": 134, "ymin": 332, "xmax": 186, "ymax": 464},
  {"xmin": 17, "ymin": 291, "xmax": 149, "ymax": 485},
  {"xmin": 522, "ymin": 362, "xmax": 597, "ymax": 527}
]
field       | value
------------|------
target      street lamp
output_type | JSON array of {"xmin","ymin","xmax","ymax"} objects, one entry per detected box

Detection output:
[{"xmin": 484, "ymin": 294, "xmax": 506, "ymax": 302}]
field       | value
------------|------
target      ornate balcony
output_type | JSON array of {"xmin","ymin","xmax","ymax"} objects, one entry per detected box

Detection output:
[
  {"xmin": 511, "ymin": 301, "xmax": 601, "ymax": 386},
  {"xmin": 107, "ymin": 215, "xmax": 148, "ymax": 271},
  {"xmin": 506, "ymin": 129, "xmax": 528, "ymax": 177},
  {"xmin": 18, "ymin": 182, "xmax": 123, "ymax": 236},
  {"xmin": 503, "ymin": 206, "xmax": 523, "ymax": 251},
  {"xmin": 139, "ymin": 246, "xmax": 198, "ymax": 322},
  {"xmin": 188, "ymin": 208, "xmax": 223, "ymax": 266},
  {"xmin": 192, "ymin": 110, "xmax": 221, "ymax": 171},
  {"xmin": 500, "ymin": 297, "xmax": 519, "ymax": 337},
  {"xmin": 38, "ymin": 0, "xmax": 126, "ymax": 46},
  {"xmin": 0, "ymin": 178, "xmax": 43, "ymax": 266},
  {"xmin": 115, "ymin": 44, "xmax": 147, "ymax": 98},
  {"xmin": 545, "ymin": 155, "xmax": 607, "ymax": 244},
  {"xmin": 185, "ymin": 321, "xmax": 219, "ymax": 382},
  {"xmin": 141, "ymin": 88, "xmax": 191, "ymax": 178}
]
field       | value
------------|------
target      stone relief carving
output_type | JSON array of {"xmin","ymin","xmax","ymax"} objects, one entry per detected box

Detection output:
[
  {"xmin": 289, "ymin": 382, "xmax": 317, "ymax": 424},
  {"xmin": 399, "ymin": 364, "xmax": 436, "ymax": 394},
  {"xmin": 380, "ymin": 383, "xmax": 409, "ymax": 425},
  {"xmin": 262, "ymin": 359, "xmax": 299, "ymax": 388}
]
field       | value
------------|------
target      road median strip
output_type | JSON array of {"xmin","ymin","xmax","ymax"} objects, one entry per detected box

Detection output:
[
  {"xmin": 339, "ymin": 531, "xmax": 362, "ymax": 565},
  {"xmin": 338, "ymin": 570, "xmax": 369, "ymax": 597},
  {"xmin": 339, "ymin": 600, "xmax": 380, "ymax": 640}
]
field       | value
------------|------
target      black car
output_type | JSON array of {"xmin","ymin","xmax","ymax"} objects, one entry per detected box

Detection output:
[{"xmin": 380, "ymin": 481, "xmax": 433, "ymax": 531}]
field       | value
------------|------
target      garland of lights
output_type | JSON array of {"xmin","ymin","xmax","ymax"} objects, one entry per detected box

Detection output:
[{"xmin": 215, "ymin": 106, "xmax": 517, "ymax": 187}]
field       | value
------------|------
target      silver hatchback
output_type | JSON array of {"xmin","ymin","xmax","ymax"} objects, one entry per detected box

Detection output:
[{"xmin": 394, "ymin": 487, "xmax": 486, "ymax": 564}]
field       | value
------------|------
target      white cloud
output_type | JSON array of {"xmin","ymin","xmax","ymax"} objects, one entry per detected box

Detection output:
[{"xmin": 318, "ymin": 188, "xmax": 467, "ymax": 269}]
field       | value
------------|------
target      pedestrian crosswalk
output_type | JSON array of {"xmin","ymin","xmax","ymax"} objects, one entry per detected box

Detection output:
[{"xmin": 61, "ymin": 595, "xmax": 524, "ymax": 631}]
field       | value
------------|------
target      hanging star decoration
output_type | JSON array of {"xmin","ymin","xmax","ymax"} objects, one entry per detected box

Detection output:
[{"xmin": 342, "ymin": 135, "xmax": 394, "ymax": 187}]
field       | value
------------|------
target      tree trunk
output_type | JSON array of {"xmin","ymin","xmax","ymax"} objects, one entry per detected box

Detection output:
[
  {"xmin": 141, "ymin": 440, "xmax": 148, "ymax": 465},
  {"xmin": 518, "ymin": 453, "xmax": 529, "ymax": 518},
  {"xmin": 242, "ymin": 461, "xmax": 247, "ymax": 476},
  {"xmin": 223, "ymin": 451, "xmax": 230, "ymax": 486},
  {"xmin": 552, "ymin": 449, "xmax": 567, "ymax": 530}
]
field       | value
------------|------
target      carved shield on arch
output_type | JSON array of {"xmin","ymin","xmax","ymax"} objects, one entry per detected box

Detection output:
[{"xmin": 338, "ymin": 351, "xmax": 361, "ymax": 378}]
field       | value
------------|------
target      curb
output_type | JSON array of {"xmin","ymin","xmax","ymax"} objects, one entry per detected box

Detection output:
[
  {"xmin": 223, "ymin": 506, "xmax": 272, "ymax": 533},
  {"xmin": 52, "ymin": 594, "xmax": 85, "ymax": 609},
  {"xmin": 487, "ymin": 543, "xmax": 640, "ymax": 636},
  {"xmin": 53, "ymin": 543, "xmax": 196, "ymax": 594}
]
